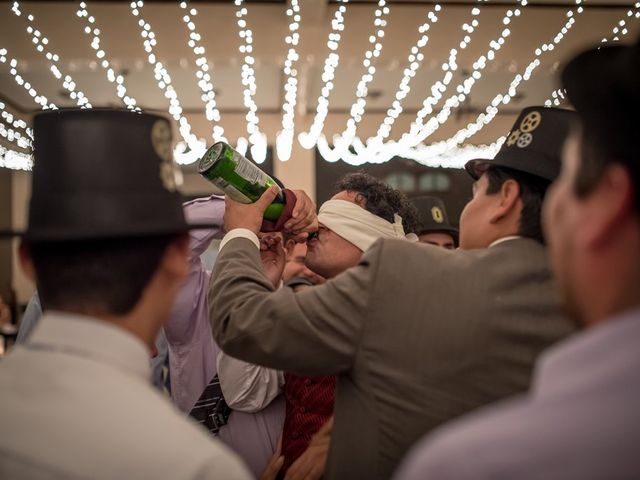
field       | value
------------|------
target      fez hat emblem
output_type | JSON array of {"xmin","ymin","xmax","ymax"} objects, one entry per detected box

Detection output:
[
  {"xmin": 506, "ymin": 110, "xmax": 542, "ymax": 148},
  {"xmin": 151, "ymin": 120, "xmax": 182, "ymax": 192},
  {"xmin": 431, "ymin": 206, "xmax": 445, "ymax": 224}
]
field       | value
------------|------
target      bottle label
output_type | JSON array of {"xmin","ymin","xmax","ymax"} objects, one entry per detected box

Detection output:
[
  {"xmin": 231, "ymin": 149, "xmax": 266, "ymax": 186},
  {"xmin": 223, "ymin": 183, "xmax": 253, "ymax": 204}
]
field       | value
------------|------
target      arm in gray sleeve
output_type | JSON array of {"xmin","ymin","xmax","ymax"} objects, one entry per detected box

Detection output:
[{"xmin": 209, "ymin": 237, "xmax": 380, "ymax": 376}]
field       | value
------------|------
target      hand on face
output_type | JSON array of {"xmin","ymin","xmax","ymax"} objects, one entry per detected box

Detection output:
[
  {"xmin": 259, "ymin": 233, "xmax": 286, "ymax": 288},
  {"xmin": 284, "ymin": 189, "xmax": 318, "ymax": 242}
]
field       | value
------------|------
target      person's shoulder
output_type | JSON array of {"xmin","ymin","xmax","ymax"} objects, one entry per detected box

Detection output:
[
  {"xmin": 371, "ymin": 237, "xmax": 452, "ymax": 258},
  {"xmin": 117, "ymin": 388, "xmax": 246, "ymax": 469},
  {"xmin": 395, "ymin": 397, "xmax": 539, "ymax": 480},
  {"xmin": 368, "ymin": 237, "xmax": 471, "ymax": 271}
]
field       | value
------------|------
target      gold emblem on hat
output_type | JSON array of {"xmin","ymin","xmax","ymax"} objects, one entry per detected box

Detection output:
[
  {"xmin": 507, "ymin": 128, "xmax": 521, "ymax": 146},
  {"xmin": 431, "ymin": 206, "xmax": 444, "ymax": 224},
  {"xmin": 519, "ymin": 111, "xmax": 542, "ymax": 133},
  {"xmin": 151, "ymin": 120, "xmax": 172, "ymax": 162},
  {"xmin": 517, "ymin": 132, "xmax": 533, "ymax": 148},
  {"xmin": 151, "ymin": 120, "xmax": 183, "ymax": 192}
]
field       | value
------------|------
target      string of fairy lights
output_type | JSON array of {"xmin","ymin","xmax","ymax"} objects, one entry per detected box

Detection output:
[
  {"xmin": 322, "ymin": 0, "xmax": 530, "ymax": 163},
  {"xmin": 0, "ymin": 100, "xmax": 32, "ymax": 170},
  {"xmin": 0, "ymin": 1, "xmax": 639, "ymax": 171},
  {"xmin": 76, "ymin": 2, "xmax": 137, "ymax": 111},
  {"xmin": 234, "ymin": 0, "xmax": 267, "ymax": 163},
  {"xmin": 9, "ymin": 1, "xmax": 91, "ymax": 108},
  {"xmin": 275, "ymin": 0, "xmax": 302, "ymax": 162},
  {"xmin": 129, "ymin": 0, "xmax": 207, "ymax": 165},
  {"xmin": 0, "ymin": 48, "xmax": 55, "ymax": 112},
  {"xmin": 338, "ymin": 0, "xmax": 390, "ymax": 146},
  {"xmin": 321, "ymin": 0, "xmax": 585, "ymax": 166},
  {"xmin": 372, "ymin": 4, "xmax": 442, "ymax": 148},
  {"xmin": 545, "ymin": 1, "xmax": 640, "ymax": 107},
  {"xmin": 178, "ymin": 1, "xmax": 225, "ymax": 145},
  {"xmin": 326, "ymin": 2, "xmax": 485, "ymax": 161},
  {"xmin": 298, "ymin": 0, "xmax": 349, "ymax": 150}
]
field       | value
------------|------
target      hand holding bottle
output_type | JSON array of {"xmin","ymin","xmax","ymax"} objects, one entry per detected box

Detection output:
[{"xmin": 224, "ymin": 187, "xmax": 318, "ymax": 240}]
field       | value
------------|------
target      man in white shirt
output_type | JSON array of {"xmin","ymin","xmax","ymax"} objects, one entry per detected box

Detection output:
[
  {"xmin": 0, "ymin": 109, "xmax": 251, "ymax": 479},
  {"xmin": 394, "ymin": 36, "xmax": 640, "ymax": 480}
]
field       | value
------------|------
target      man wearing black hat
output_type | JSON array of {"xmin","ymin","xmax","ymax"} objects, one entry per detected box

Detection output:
[
  {"xmin": 0, "ymin": 110, "xmax": 250, "ymax": 479},
  {"xmin": 394, "ymin": 37, "xmax": 640, "ymax": 480},
  {"xmin": 206, "ymin": 106, "xmax": 577, "ymax": 480},
  {"xmin": 412, "ymin": 196, "xmax": 458, "ymax": 248}
]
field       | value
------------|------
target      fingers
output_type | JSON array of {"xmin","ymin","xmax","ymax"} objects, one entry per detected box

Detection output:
[
  {"xmin": 260, "ymin": 234, "xmax": 283, "ymax": 251},
  {"xmin": 285, "ymin": 454, "xmax": 323, "ymax": 480},
  {"xmin": 319, "ymin": 416, "xmax": 334, "ymax": 434},
  {"xmin": 290, "ymin": 190, "xmax": 309, "ymax": 219},
  {"xmin": 287, "ymin": 232, "xmax": 310, "ymax": 243},
  {"xmin": 260, "ymin": 455, "xmax": 284, "ymax": 480},
  {"xmin": 258, "ymin": 186, "xmax": 281, "ymax": 210},
  {"xmin": 285, "ymin": 190, "xmax": 318, "ymax": 236},
  {"xmin": 303, "ymin": 465, "xmax": 324, "ymax": 480},
  {"xmin": 283, "ymin": 457, "xmax": 305, "ymax": 480}
]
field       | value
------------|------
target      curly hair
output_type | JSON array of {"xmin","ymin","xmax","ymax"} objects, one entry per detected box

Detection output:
[{"xmin": 334, "ymin": 172, "xmax": 420, "ymax": 234}]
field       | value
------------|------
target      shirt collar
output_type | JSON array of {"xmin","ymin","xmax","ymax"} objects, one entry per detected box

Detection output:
[
  {"xmin": 27, "ymin": 311, "xmax": 152, "ymax": 383},
  {"xmin": 533, "ymin": 307, "xmax": 640, "ymax": 396},
  {"xmin": 488, "ymin": 235, "xmax": 523, "ymax": 248}
]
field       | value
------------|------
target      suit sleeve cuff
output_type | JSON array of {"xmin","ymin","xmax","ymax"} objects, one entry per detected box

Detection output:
[{"xmin": 220, "ymin": 228, "xmax": 260, "ymax": 251}]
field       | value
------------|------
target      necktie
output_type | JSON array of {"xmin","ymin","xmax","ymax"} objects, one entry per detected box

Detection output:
[{"xmin": 188, "ymin": 374, "xmax": 231, "ymax": 435}]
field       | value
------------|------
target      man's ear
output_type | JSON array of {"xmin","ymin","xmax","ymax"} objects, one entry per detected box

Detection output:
[
  {"xmin": 579, "ymin": 164, "xmax": 634, "ymax": 250},
  {"xmin": 18, "ymin": 241, "xmax": 36, "ymax": 284},
  {"xmin": 488, "ymin": 178, "xmax": 521, "ymax": 224}
]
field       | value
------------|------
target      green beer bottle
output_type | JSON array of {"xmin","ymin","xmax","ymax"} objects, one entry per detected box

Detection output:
[{"xmin": 197, "ymin": 142, "xmax": 285, "ymax": 221}]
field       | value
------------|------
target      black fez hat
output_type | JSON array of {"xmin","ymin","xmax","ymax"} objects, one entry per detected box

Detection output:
[
  {"xmin": 411, "ymin": 196, "xmax": 458, "ymax": 246},
  {"xmin": 561, "ymin": 35, "xmax": 639, "ymax": 181},
  {"xmin": 1, "ymin": 108, "xmax": 218, "ymax": 242},
  {"xmin": 465, "ymin": 106, "xmax": 578, "ymax": 182}
]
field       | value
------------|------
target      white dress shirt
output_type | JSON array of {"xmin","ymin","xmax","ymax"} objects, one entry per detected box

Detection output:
[
  {"xmin": 217, "ymin": 229, "xmax": 286, "ymax": 413},
  {"xmin": 0, "ymin": 312, "xmax": 251, "ymax": 480},
  {"xmin": 217, "ymin": 337, "xmax": 285, "ymax": 413},
  {"xmin": 394, "ymin": 307, "xmax": 640, "ymax": 480}
]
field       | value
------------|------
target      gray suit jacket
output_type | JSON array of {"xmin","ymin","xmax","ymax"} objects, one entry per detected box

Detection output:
[{"xmin": 209, "ymin": 237, "xmax": 575, "ymax": 480}]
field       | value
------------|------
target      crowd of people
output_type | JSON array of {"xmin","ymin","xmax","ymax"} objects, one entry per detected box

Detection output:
[{"xmin": 0, "ymin": 35, "xmax": 638, "ymax": 479}]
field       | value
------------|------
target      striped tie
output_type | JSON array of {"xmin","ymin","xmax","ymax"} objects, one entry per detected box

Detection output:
[{"xmin": 188, "ymin": 374, "xmax": 231, "ymax": 435}]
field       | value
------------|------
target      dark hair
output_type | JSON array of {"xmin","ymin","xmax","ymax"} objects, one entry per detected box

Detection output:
[
  {"xmin": 335, "ymin": 172, "xmax": 420, "ymax": 234},
  {"xmin": 28, "ymin": 235, "xmax": 179, "ymax": 315},
  {"xmin": 560, "ymin": 39, "xmax": 640, "ymax": 214},
  {"xmin": 485, "ymin": 166, "xmax": 551, "ymax": 244},
  {"xmin": 574, "ymin": 126, "xmax": 640, "ymax": 213}
]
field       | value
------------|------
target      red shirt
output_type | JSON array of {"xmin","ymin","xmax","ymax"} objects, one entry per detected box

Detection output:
[{"xmin": 281, "ymin": 373, "xmax": 336, "ymax": 473}]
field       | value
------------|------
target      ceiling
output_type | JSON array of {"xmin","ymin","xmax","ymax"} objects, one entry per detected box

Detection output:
[{"xmin": 1, "ymin": 0, "xmax": 639, "ymax": 155}]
